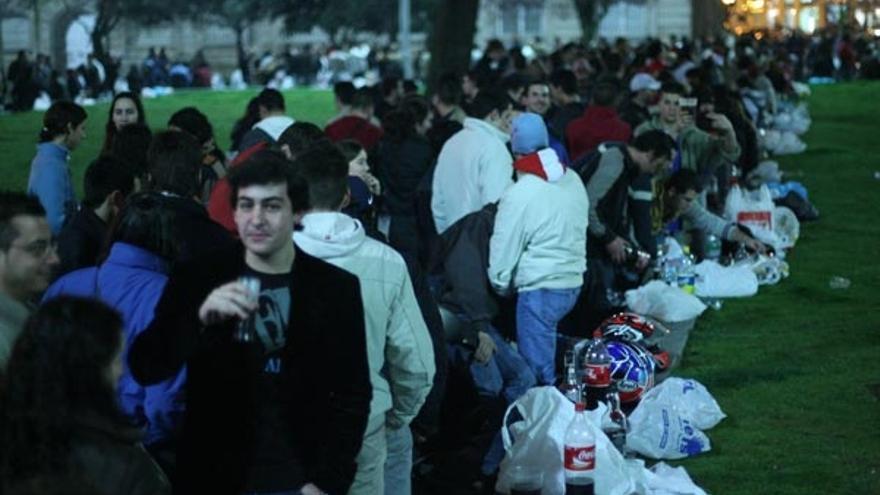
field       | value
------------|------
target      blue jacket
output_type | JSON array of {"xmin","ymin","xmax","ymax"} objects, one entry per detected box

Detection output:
[
  {"xmin": 43, "ymin": 242, "xmax": 184, "ymax": 446},
  {"xmin": 27, "ymin": 142, "xmax": 77, "ymax": 234}
]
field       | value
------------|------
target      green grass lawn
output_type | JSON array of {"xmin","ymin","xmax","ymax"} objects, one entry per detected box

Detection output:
[
  {"xmin": 0, "ymin": 88, "xmax": 335, "ymax": 194},
  {"xmin": 1, "ymin": 83, "xmax": 878, "ymax": 494}
]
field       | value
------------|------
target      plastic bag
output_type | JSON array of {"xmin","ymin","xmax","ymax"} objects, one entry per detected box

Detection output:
[
  {"xmin": 694, "ymin": 261, "xmax": 758, "ymax": 298},
  {"xmin": 640, "ymin": 378, "xmax": 726, "ymax": 429},
  {"xmin": 724, "ymin": 185, "xmax": 774, "ymax": 232},
  {"xmin": 765, "ymin": 180, "xmax": 808, "ymax": 201},
  {"xmin": 626, "ymin": 378, "xmax": 725, "ymax": 460},
  {"xmin": 640, "ymin": 462, "xmax": 708, "ymax": 495},
  {"xmin": 735, "ymin": 254, "xmax": 790, "ymax": 286},
  {"xmin": 496, "ymin": 387, "xmax": 637, "ymax": 495},
  {"xmin": 625, "ymin": 281, "xmax": 707, "ymax": 323},
  {"xmin": 773, "ymin": 206, "xmax": 800, "ymax": 249}
]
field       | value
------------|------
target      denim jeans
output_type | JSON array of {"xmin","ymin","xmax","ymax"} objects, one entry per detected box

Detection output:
[
  {"xmin": 449, "ymin": 326, "xmax": 536, "ymax": 475},
  {"xmin": 349, "ymin": 417, "xmax": 387, "ymax": 495},
  {"xmin": 449, "ymin": 326, "xmax": 536, "ymax": 404},
  {"xmin": 516, "ymin": 287, "xmax": 581, "ymax": 386},
  {"xmin": 383, "ymin": 426, "xmax": 413, "ymax": 495}
]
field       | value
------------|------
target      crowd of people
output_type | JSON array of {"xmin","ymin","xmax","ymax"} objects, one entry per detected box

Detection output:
[
  {"xmin": 3, "ymin": 24, "xmax": 879, "ymax": 113},
  {"xmin": 0, "ymin": 29, "xmax": 837, "ymax": 495}
]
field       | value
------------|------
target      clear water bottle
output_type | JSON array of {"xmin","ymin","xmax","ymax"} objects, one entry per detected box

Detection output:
[
  {"xmin": 677, "ymin": 246, "xmax": 696, "ymax": 295},
  {"xmin": 564, "ymin": 402, "xmax": 596, "ymax": 495},
  {"xmin": 560, "ymin": 350, "xmax": 581, "ymax": 403},
  {"xmin": 582, "ymin": 331, "xmax": 611, "ymax": 410}
]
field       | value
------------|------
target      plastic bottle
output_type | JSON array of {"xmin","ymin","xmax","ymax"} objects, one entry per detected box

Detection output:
[
  {"xmin": 705, "ymin": 234, "xmax": 722, "ymax": 262},
  {"xmin": 560, "ymin": 353, "xmax": 581, "ymax": 403},
  {"xmin": 582, "ymin": 331, "xmax": 611, "ymax": 410},
  {"xmin": 604, "ymin": 384, "xmax": 629, "ymax": 456},
  {"xmin": 564, "ymin": 402, "xmax": 596, "ymax": 495},
  {"xmin": 677, "ymin": 246, "xmax": 696, "ymax": 295}
]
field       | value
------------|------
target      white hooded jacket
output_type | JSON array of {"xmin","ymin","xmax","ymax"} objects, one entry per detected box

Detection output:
[
  {"xmin": 431, "ymin": 117, "xmax": 513, "ymax": 234},
  {"xmin": 488, "ymin": 151, "xmax": 589, "ymax": 295},
  {"xmin": 293, "ymin": 212, "xmax": 435, "ymax": 429}
]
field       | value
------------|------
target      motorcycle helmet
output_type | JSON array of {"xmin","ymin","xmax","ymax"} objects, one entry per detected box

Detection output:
[
  {"xmin": 599, "ymin": 312, "xmax": 660, "ymax": 343},
  {"xmin": 606, "ymin": 340, "xmax": 656, "ymax": 403}
]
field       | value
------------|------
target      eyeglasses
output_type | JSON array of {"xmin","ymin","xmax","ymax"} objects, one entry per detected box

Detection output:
[{"xmin": 8, "ymin": 239, "xmax": 57, "ymax": 258}]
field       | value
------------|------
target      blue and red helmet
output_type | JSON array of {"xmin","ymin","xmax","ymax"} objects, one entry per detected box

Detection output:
[{"xmin": 606, "ymin": 340, "xmax": 656, "ymax": 403}]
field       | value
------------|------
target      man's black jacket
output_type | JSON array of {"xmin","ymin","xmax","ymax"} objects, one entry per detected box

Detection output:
[{"xmin": 128, "ymin": 244, "xmax": 371, "ymax": 494}]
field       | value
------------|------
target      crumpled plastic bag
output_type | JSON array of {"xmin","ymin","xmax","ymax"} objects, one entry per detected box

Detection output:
[
  {"xmin": 773, "ymin": 206, "xmax": 800, "ymax": 249},
  {"xmin": 497, "ymin": 387, "xmax": 637, "ymax": 495},
  {"xmin": 497, "ymin": 387, "xmax": 709, "ymax": 494},
  {"xmin": 694, "ymin": 261, "xmax": 758, "ymax": 298},
  {"xmin": 627, "ymin": 378, "xmax": 725, "ymax": 460},
  {"xmin": 763, "ymin": 129, "xmax": 807, "ymax": 155},
  {"xmin": 626, "ymin": 281, "xmax": 707, "ymax": 323},
  {"xmin": 735, "ymin": 254, "xmax": 790, "ymax": 286},
  {"xmin": 640, "ymin": 378, "xmax": 726, "ymax": 429},
  {"xmin": 640, "ymin": 462, "xmax": 708, "ymax": 495}
]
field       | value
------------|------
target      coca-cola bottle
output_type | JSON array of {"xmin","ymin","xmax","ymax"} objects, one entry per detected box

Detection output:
[
  {"xmin": 564, "ymin": 402, "xmax": 596, "ymax": 495},
  {"xmin": 583, "ymin": 331, "xmax": 612, "ymax": 410}
]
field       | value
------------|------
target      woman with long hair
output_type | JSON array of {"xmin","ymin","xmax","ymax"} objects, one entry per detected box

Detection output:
[
  {"xmin": 377, "ymin": 96, "xmax": 435, "ymax": 260},
  {"xmin": 44, "ymin": 192, "xmax": 180, "ymax": 476},
  {"xmin": 101, "ymin": 91, "xmax": 146, "ymax": 153},
  {"xmin": 0, "ymin": 296, "xmax": 170, "ymax": 494},
  {"xmin": 229, "ymin": 96, "xmax": 261, "ymax": 154},
  {"xmin": 27, "ymin": 100, "xmax": 87, "ymax": 234}
]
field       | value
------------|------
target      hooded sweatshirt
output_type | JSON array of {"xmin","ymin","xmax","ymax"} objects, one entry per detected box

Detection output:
[
  {"xmin": 431, "ymin": 117, "xmax": 513, "ymax": 234},
  {"xmin": 489, "ymin": 148, "xmax": 589, "ymax": 295},
  {"xmin": 293, "ymin": 212, "xmax": 435, "ymax": 429}
]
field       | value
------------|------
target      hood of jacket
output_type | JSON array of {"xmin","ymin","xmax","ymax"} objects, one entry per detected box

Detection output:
[
  {"xmin": 253, "ymin": 115, "xmax": 296, "ymax": 141},
  {"xmin": 513, "ymin": 147, "xmax": 566, "ymax": 183},
  {"xmin": 292, "ymin": 211, "xmax": 365, "ymax": 259},
  {"xmin": 463, "ymin": 117, "xmax": 510, "ymax": 144}
]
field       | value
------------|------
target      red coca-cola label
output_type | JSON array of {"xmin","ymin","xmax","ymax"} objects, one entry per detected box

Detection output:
[
  {"xmin": 564, "ymin": 444, "xmax": 596, "ymax": 471},
  {"xmin": 584, "ymin": 363, "xmax": 611, "ymax": 387}
]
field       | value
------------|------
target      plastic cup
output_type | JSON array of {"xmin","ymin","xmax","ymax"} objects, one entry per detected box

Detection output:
[{"xmin": 234, "ymin": 276, "xmax": 261, "ymax": 342}]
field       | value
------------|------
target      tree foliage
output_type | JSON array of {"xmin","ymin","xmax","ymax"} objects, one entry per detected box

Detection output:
[
  {"xmin": 277, "ymin": 0, "xmax": 438, "ymax": 41},
  {"xmin": 87, "ymin": 0, "xmax": 181, "ymax": 65}
]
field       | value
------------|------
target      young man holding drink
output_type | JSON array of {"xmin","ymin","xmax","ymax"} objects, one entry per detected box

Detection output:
[{"xmin": 129, "ymin": 150, "xmax": 372, "ymax": 495}]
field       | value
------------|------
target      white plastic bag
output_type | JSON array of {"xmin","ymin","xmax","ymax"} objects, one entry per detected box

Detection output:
[
  {"xmin": 627, "ymin": 378, "xmax": 724, "ymax": 460},
  {"xmin": 694, "ymin": 261, "xmax": 758, "ymax": 298},
  {"xmin": 640, "ymin": 462, "xmax": 708, "ymax": 495},
  {"xmin": 724, "ymin": 184, "xmax": 774, "ymax": 232},
  {"xmin": 736, "ymin": 254, "xmax": 790, "ymax": 286},
  {"xmin": 625, "ymin": 281, "xmax": 707, "ymax": 323},
  {"xmin": 773, "ymin": 206, "xmax": 800, "ymax": 249},
  {"xmin": 496, "ymin": 387, "xmax": 637, "ymax": 495},
  {"xmin": 641, "ymin": 378, "xmax": 726, "ymax": 429}
]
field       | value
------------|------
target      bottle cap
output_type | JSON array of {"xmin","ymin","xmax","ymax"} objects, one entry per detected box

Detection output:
[{"xmin": 575, "ymin": 402, "xmax": 585, "ymax": 412}]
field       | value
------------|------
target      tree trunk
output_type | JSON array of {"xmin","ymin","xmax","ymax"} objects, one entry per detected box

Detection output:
[
  {"xmin": 691, "ymin": 0, "xmax": 727, "ymax": 39},
  {"xmin": 426, "ymin": 0, "xmax": 479, "ymax": 93},
  {"xmin": 0, "ymin": 15, "xmax": 5, "ymax": 76},
  {"xmin": 572, "ymin": 0, "xmax": 616, "ymax": 44},
  {"xmin": 234, "ymin": 25, "xmax": 249, "ymax": 83},
  {"xmin": 91, "ymin": 2, "xmax": 114, "ymax": 69},
  {"xmin": 32, "ymin": 0, "xmax": 41, "ymax": 52}
]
